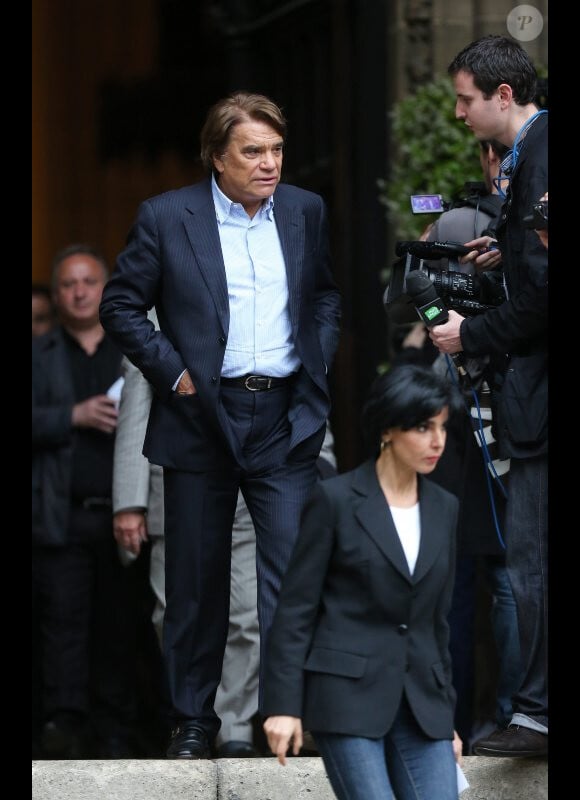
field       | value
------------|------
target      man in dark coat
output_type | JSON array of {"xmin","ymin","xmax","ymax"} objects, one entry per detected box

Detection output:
[
  {"xmin": 429, "ymin": 35, "xmax": 548, "ymax": 758},
  {"xmin": 32, "ymin": 244, "xmax": 137, "ymax": 758},
  {"xmin": 99, "ymin": 92, "xmax": 341, "ymax": 758}
]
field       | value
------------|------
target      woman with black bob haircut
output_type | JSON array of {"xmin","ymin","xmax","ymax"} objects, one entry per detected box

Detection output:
[
  {"xmin": 361, "ymin": 362, "xmax": 462, "ymax": 457},
  {"xmin": 263, "ymin": 363, "xmax": 464, "ymax": 799}
]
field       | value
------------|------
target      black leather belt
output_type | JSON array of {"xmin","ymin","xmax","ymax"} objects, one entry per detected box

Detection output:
[
  {"xmin": 220, "ymin": 374, "xmax": 292, "ymax": 392},
  {"xmin": 73, "ymin": 497, "xmax": 112, "ymax": 510}
]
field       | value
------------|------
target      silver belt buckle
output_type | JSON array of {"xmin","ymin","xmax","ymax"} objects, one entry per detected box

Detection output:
[{"xmin": 244, "ymin": 375, "xmax": 271, "ymax": 391}]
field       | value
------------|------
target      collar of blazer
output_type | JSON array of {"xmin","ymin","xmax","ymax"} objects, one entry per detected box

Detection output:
[
  {"xmin": 182, "ymin": 179, "xmax": 306, "ymax": 335},
  {"xmin": 352, "ymin": 460, "xmax": 449, "ymax": 585}
]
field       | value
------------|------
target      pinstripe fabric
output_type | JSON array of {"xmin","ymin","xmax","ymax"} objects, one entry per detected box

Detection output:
[
  {"xmin": 100, "ymin": 178, "xmax": 341, "ymax": 469},
  {"xmin": 100, "ymin": 176, "xmax": 341, "ymax": 732},
  {"xmin": 112, "ymin": 314, "xmax": 261, "ymax": 740}
]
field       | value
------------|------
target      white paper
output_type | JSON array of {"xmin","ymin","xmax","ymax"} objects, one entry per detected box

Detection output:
[
  {"xmin": 106, "ymin": 376, "xmax": 125, "ymax": 408},
  {"xmin": 456, "ymin": 763, "xmax": 470, "ymax": 794}
]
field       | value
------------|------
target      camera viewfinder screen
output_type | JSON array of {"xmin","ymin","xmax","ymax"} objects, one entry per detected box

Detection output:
[{"xmin": 410, "ymin": 195, "xmax": 444, "ymax": 214}]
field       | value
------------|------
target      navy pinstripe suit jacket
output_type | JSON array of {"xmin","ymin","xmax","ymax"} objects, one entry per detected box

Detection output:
[{"xmin": 100, "ymin": 178, "xmax": 341, "ymax": 470}]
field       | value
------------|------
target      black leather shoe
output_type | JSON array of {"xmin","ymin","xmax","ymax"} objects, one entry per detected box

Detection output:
[
  {"xmin": 472, "ymin": 725, "xmax": 548, "ymax": 757},
  {"xmin": 216, "ymin": 740, "xmax": 259, "ymax": 758},
  {"xmin": 166, "ymin": 722, "xmax": 211, "ymax": 759},
  {"xmin": 41, "ymin": 712, "xmax": 85, "ymax": 758}
]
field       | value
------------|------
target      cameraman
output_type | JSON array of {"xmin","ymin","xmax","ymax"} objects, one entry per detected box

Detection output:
[
  {"xmin": 421, "ymin": 138, "xmax": 523, "ymax": 751},
  {"xmin": 429, "ymin": 35, "xmax": 548, "ymax": 758},
  {"xmin": 424, "ymin": 139, "xmax": 506, "ymax": 265}
]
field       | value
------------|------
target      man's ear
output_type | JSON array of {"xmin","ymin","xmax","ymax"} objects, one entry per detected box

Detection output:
[
  {"xmin": 212, "ymin": 154, "xmax": 225, "ymax": 174},
  {"xmin": 497, "ymin": 83, "xmax": 513, "ymax": 108}
]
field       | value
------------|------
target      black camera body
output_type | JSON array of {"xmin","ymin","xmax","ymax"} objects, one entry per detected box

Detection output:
[
  {"xmin": 384, "ymin": 241, "xmax": 506, "ymax": 324},
  {"xmin": 523, "ymin": 200, "xmax": 548, "ymax": 231}
]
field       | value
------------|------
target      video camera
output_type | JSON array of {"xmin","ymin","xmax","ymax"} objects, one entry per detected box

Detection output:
[
  {"xmin": 383, "ymin": 240, "xmax": 507, "ymax": 324},
  {"xmin": 523, "ymin": 199, "xmax": 548, "ymax": 231}
]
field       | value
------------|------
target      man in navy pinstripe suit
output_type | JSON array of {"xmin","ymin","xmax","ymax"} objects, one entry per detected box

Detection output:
[{"xmin": 100, "ymin": 92, "xmax": 341, "ymax": 758}]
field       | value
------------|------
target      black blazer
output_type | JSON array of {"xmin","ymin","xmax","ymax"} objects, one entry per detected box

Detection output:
[
  {"xmin": 31, "ymin": 327, "xmax": 121, "ymax": 546},
  {"xmin": 32, "ymin": 328, "xmax": 75, "ymax": 546},
  {"xmin": 262, "ymin": 460, "xmax": 458, "ymax": 740},
  {"xmin": 99, "ymin": 179, "xmax": 341, "ymax": 470}
]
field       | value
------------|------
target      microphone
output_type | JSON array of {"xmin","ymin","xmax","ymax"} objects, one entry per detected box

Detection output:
[{"xmin": 405, "ymin": 270, "xmax": 467, "ymax": 376}]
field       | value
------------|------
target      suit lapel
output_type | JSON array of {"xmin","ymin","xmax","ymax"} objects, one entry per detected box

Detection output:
[
  {"xmin": 273, "ymin": 197, "xmax": 304, "ymax": 333},
  {"xmin": 182, "ymin": 185, "xmax": 230, "ymax": 335},
  {"xmin": 412, "ymin": 477, "xmax": 446, "ymax": 584},
  {"xmin": 353, "ymin": 464, "xmax": 448, "ymax": 585},
  {"xmin": 353, "ymin": 461, "xmax": 413, "ymax": 583}
]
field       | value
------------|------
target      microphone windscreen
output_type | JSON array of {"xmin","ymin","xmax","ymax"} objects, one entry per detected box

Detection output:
[
  {"xmin": 395, "ymin": 241, "xmax": 413, "ymax": 257},
  {"xmin": 406, "ymin": 270, "xmax": 437, "ymax": 303}
]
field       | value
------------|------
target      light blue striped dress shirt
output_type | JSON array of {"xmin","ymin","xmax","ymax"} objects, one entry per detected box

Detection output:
[{"xmin": 212, "ymin": 175, "xmax": 301, "ymax": 378}]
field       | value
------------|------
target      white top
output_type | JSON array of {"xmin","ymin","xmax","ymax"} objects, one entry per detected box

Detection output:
[{"xmin": 390, "ymin": 503, "xmax": 421, "ymax": 575}]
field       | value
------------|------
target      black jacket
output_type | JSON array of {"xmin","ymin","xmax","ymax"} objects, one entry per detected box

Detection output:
[
  {"xmin": 32, "ymin": 327, "xmax": 121, "ymax": 546},
  {"xmin": 461, "ymin": 114, "xmax": 548, "ymax": 458},
  {"xmin": 32, "ymin": 328, "xmax": 76, "ymax": 546},
  {"xmin": 262, "ymin": 460, "xmax": 458, "ymax": 739},
  {"xmin": 99, "ymin": 179, "xmax": 341, "ymax": 471}
]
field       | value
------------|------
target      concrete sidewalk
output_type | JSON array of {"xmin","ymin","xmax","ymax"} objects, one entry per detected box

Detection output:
[{"xmin": 33, "ymin": 755, "xmax": 547, "ymax": 799}]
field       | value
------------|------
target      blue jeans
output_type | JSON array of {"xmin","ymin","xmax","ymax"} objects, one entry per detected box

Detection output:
[
  {"xmin": 312, "ymin": 698, "xmax": 457, "ymax": 800},
  {"xmin": 447, "ymin": 554, "xmax": 521, "ymax": 741},
  {"xmin": 505, "ymin": 455, "xmax": 548, "ymax": 728},
  {"xmin": 485, "ymin": 557, "xmax": 522, "ymax": 726}
]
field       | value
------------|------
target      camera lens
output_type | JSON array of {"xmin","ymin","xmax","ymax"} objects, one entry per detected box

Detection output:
[{"xmin": 426, "ymin": 268, "xmax": 479, "ymax": 299}]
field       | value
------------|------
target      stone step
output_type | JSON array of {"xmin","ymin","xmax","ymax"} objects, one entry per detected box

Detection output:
[{"xmin": 32, "ymin": 755, "xmax": 547, "ymax": 799}]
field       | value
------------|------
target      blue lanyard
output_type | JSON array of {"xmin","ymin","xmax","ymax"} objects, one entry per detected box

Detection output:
[{"xmin": 493, "ymin": 109, "xmax": 548, "ymax": 198}]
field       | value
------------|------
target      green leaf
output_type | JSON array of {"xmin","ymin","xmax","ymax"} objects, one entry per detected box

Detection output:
[{"xmin": 378, "ymin": 75, "xmax": 482, "ymax": 240}]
